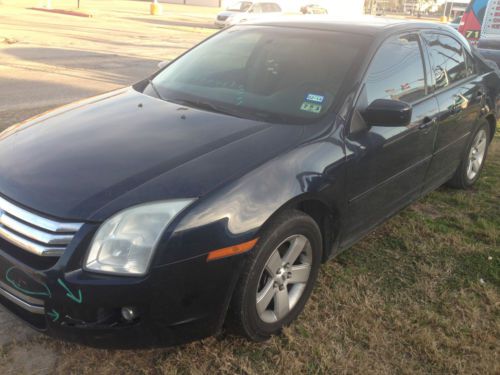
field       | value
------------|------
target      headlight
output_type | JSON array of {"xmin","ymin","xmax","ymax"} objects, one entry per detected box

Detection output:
[{"xmin": 84, "ymin": 200, "xmax": 194, "ymax": 276}]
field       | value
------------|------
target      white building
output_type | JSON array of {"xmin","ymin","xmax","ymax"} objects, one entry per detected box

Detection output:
[
  {"xmin": 441, "ymin": 0, "xmax": 470, "ymax": 19},
  {"xmin": 403, "ymin": 0, "xmax": 441, "ymax": 14}
]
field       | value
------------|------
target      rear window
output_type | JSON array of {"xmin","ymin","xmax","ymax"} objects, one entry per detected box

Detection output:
[
  {"xmin": 423, "ymin": 33, "xmax": 468, "ymax": 89},
  {"xmin": 147, "ymin": 26, "xmax": 370, "ymax": 124}
]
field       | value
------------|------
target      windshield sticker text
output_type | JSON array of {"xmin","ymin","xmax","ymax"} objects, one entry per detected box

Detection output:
[
  {"xmin": 305, "ymin": 94, "xmax": 325, "ymax": 103},
  {"xmin": 300, "ymin": 102, "xmax": 322, "ymax": 113}
]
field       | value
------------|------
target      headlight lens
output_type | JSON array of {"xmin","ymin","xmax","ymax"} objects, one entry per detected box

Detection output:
[{"xmin": 84, "ymin": 200, "xmax": 194, "ymax": 276}]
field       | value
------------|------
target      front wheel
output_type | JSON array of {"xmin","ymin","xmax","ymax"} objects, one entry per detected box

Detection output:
[
  {"xmin": 448, "ymin": 122, "xmax": 491, "ymax": 189},
  {"xmin": 228, "ymin": 210, "xmax": 322, "ymax": 341}
]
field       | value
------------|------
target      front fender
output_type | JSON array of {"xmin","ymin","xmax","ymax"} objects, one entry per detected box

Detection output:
[{"xmin": 157, "ymin": 119, "xmax": 348, "ymax": 266}]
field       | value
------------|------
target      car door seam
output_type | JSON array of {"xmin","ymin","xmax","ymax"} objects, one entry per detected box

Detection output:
[
  {"xmin": 348, "ymin": 155, "xmax": 432, "ymax": 204},
  {"xmin": 433, "ymin": 131, "xmax": 471, "ymax": 155}
]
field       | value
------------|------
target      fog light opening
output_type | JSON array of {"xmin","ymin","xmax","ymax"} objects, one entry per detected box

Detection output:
[{"xmin": 121, "ymin": 306, "xmax": 138, "ymax": 322}]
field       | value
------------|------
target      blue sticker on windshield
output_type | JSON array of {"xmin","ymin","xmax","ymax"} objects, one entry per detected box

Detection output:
[{"xmin": 305, "ymin": 94, "xmax": 324, "ymax": 103}]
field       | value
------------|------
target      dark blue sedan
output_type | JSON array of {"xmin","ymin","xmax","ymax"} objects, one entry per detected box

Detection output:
[{"xmin": 0, "ymin": 18, "xmax": 498, "ymax": 347}]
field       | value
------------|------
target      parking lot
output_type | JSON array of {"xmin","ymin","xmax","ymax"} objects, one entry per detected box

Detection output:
[
  {"xmin": 0, "ymin": 0, "xmax": 218, "ymax": 131},
  {"xmin": 0, "ymin": 1, "xmax": 499, "ymax": 374}
]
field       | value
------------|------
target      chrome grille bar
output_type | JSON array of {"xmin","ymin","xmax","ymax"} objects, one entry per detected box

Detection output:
[
  {"xmin": 0, "ymin": 213, "xmax": 73, "ymax": 245},
  {"xmin": 0, "ymin": 284, "xmax": 44, "ymax": 314},
  {"xmin": 0, "ymin": 196, "xmax": 82, "ymax": 233},
  {"xmin": 0, "ymin": 196, "xmax": 83, "ymax": 257}
]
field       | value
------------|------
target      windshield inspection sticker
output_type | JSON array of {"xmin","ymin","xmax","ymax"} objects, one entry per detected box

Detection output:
[
  {"xmin": 300, "ymin": 102, "xmax": 322, "ymax": 114},
  {"xmin": 305, "ymin": 93, "xmax": 325, "ymax": 103}
]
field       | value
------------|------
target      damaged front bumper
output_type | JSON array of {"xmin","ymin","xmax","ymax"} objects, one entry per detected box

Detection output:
[{"xmin": 0, "ymin": 231, "xmax": 245, "ymax": 348}]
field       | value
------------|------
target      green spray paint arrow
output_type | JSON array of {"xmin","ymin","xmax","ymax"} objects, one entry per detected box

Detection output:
[
  {"xmin": 5, "ymin": 267, "xmax": 52, "ymax": 298},
  {"xmin": 57, "ymin": 278, "xmax": 83, "ymax": 304},
  {"xmin": 47, "ymin": 309, "xmax": 60, "ymax": 322}
]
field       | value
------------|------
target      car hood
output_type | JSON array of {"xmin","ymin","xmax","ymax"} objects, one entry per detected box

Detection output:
[{"xmin": 0, "ymin": 88, "xmax": 304, "ymax": 221}]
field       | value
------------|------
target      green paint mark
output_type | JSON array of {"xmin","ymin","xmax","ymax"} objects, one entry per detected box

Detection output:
[
  {"xmin": 57, "ymin": 278, "xmax": 83, "ymax": 304},
  {"xmin": 47, "ymin": 309, "xmax": 60, "ymax": 322},
  {"xmin": 5, "ymin": 267, "xmax": 51, "ymax": 298}
]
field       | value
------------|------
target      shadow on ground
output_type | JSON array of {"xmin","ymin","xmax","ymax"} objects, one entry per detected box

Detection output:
[{"xmin": 3, "ymin": 47, "xmax": 159, "ymax": 85}]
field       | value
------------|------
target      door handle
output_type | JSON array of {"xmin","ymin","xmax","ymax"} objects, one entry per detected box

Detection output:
[{"xmin": 419, "ymin": 117, "xmax": 436, "ymax": 130}]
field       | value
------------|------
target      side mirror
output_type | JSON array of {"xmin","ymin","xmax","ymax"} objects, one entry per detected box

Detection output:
[
  {"xmin": 157, "ymin": 60, "xmax": 170, "ymax": 69},
  {"xmin": 362, "ymin": 99, "xmax": 412, "ymax": 127}
]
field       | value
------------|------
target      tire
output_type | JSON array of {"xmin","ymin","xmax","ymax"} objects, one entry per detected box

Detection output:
[
  {"xmin": 228, "ymin": 210, "xmax": 322, "ymax": 341},
  {"xmin": 447, "ymin": 121, "xmax": 491, "ymax": 189}
]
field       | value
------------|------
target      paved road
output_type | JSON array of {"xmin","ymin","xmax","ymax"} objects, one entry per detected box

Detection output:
[
  {"xmin": 0, "ymin": 45, "xmax": 159, "ymax": 128},
  {"xmin": 0, "ymin": 0, "xmax": 216, "ymax": 130},
  {"xmin": 0, "ymin": 1, "xmax": 217, "ymax": 372}
]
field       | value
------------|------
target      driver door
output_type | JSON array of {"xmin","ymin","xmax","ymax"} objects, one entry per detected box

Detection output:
[{"xmin": 342, "ymin": 33, "xmax": 440, "ymax": 244}]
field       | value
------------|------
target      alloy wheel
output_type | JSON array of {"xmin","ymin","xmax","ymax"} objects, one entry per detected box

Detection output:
[
  {"xmin": 256, "ymin": 234, "xmax": 313, "ymax": 323},
  {"xmin": 467, "ymin": 129, "xmax": 487, "ymax": 181}
]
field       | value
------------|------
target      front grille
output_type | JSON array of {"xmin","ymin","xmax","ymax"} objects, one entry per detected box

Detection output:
[
  {"xmin": 0, "ymin": 196, "xmax": 83, "ymax": 257},
  {"xmin": 217, "ymin": 15, "xmax": 228, "ymax": 21}
]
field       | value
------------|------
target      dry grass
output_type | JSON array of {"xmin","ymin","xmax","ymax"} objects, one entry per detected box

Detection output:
[{"xmin": 2, "ymin": 129, "xmax": 499, "ymax": 374}]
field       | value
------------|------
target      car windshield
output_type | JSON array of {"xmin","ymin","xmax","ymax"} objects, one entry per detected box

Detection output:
[
  {"xmin": 227, "ymin": 1, "xmax": 253, "ymax": 11},
  {"xmin": 145, "ymin": 26, "xmax": 370, "ymax": 124}
]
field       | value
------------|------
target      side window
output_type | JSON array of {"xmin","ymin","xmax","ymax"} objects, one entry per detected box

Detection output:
[
  {"xmin": 423, "ymin": 33, "xmax": 468, "ymax": 89},
  {"xmin": 251, "ymin": 3, "xmax": 263, "ymax": 13},
  {"xmin": 261, "ymin": 3, "xmax": 272, "ymax": 12},
  {"xmin": 364, "ymin": 34, "xmax": 426, "ymax": 105},
  {"xmin": 268, "ymin": 3, "xmax": 281, "ymax": 12},
  {"xmin": 241, "ymin": 2, "xmax": 252, "ymax": 11}
]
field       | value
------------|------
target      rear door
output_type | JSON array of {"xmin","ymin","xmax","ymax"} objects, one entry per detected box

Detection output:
[
  {"xmin": 343, "ymin": 33, "xmax": 440, "ymax": 242},
  {"xmin": 421, "ymin": 32, "xmax": 485, "ymax": 191}
]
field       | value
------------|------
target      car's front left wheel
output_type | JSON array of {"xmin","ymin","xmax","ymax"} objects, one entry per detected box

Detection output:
[{"xmin": 228, "ymin": 210, "xmax": 322, "ymax": 341}]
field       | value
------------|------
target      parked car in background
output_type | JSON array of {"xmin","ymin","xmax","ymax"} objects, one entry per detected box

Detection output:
[
  {"xmin": 215, "ymin": 1, "xmax": 281, "ymax": 28},
  {"xmin": 477, "ymin": 39, "xmax": 500, "ymax": 68},
  {"xmin": 300, "ymin": 4, "xmax": 328, "ymax": 14},
  {"xmin": 0, "ymin": 18, "xmax": 498, "ymax": 348}
]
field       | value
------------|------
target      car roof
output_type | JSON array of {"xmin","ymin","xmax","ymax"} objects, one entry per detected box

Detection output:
[{"xmin": 246, "ymin": 16, "xmax": 456, "ymax": 36}]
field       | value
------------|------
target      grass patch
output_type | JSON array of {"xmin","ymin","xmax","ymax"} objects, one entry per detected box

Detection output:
[{"xmin": 1, "ymin": 127, "xmax": 499, "ymax": 375}]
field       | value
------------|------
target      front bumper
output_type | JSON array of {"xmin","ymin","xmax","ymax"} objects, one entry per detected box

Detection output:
[{"xmin": 0, "ymin": 233, "xmax": 246, "ymax": 348}]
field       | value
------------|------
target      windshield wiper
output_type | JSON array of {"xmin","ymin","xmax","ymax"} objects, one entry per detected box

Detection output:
[
  {"xmin": 167, "ymin": 98, "xmax": 288, "ymax": 123},
  {"xmin": 169, "ymin": 98, "xmax": 250, "ymax": 119}
]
